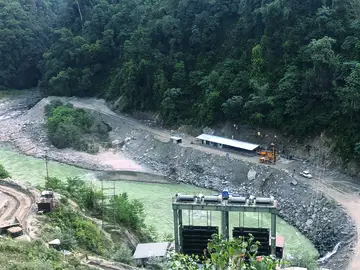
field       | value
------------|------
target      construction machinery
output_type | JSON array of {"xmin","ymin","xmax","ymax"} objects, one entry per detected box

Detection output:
[
  {"xmin": 37, "ymin": 189, "xmax": 55, "ymax": 213},
  {"xmin": 258, "ymin": 143, "xmax": 279, "ymax": 165}
]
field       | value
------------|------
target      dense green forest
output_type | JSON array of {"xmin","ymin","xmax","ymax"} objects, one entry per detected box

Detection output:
[
  {"xmin": 45, "ymin": 100, "xmax": 111, "ymax": 153},
  {"xmin": 2, "ymin": 0, "xmax": 360, "ymax": 160},
  {"xmin": 0, "ymin": 0, "xmax": 63, "ymax": 88}
]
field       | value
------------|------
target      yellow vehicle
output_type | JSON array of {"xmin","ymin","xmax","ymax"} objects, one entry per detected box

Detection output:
[{"xmin": 258, "ymin": 143, "xmax": 278, "ymax": 164}]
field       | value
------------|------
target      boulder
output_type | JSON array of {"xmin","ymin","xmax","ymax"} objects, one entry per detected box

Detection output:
[
  {"xmin": 112, "ymin": 139, "xmax": 120, "ymax": 146},
  {"xmin": 291, "ymin": 180, "xmax": 298, "ymax": 186},
  {"xmin": 247, "ymin": 168, "xmax": 257, "ymax": 181},
  {"xmin": 306, "ymin": 219, "xmax": 313, "ymax": 227}
]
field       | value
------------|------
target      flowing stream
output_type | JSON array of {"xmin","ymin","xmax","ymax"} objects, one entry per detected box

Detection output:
[{"xmin": 0, "ymin": 146, "xmax": 318, "ymax": 257}]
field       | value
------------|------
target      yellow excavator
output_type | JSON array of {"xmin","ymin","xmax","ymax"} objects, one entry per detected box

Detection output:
[{"xmin": 258, "ymin": 143, "xmax": 279, "ymax": 165}]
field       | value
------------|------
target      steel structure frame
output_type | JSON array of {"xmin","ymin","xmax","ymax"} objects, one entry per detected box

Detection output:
[
  {"xmin": 101, "ymin": 179, "xmax": 116, "ymax": 229},
  {"xmin": 172, "ymin": 196, "xmax": 278, "ymax": 255}
]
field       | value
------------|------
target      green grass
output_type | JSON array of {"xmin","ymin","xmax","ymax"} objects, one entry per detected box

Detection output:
[
  {"xmin": 42, "ymin": 202, "xmax": 113, "ymax": 256},
  {"xmin": 0, "ymin": 163, "xmax": 10, "ymax": 179},
  {"xmin": 0, "ymin": 237, "xmax": 91, "ymax": 270}
]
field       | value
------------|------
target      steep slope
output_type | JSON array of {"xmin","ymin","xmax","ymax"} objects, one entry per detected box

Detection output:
[
  {"xmin": 37, "ymin": 0, "xmax": 360, "ymax": 164},
  {"xmin": 0, "ymin": 0, "xmax": 58, "ymax": 89}
]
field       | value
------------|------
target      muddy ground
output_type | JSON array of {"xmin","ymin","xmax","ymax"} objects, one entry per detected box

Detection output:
[{"xmin": 0, "ymin": 91, "xmax": 358, "ymax": 269}]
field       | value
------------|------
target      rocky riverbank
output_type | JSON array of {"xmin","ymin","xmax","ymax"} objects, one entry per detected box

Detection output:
[
  {"xmin": 113, "ymin": 129, "xmax": 356, "ymax": 269},
  {"xmin": 0, "ymin": 94, "xmax": 150, "ymax": 172},
  {"xmin": 51, "ymin": 93, "xmax": 353, "ymax": 267},
  {"xmin": 0, "ymin": 93, "xmax": 357, "ymax": 269}
]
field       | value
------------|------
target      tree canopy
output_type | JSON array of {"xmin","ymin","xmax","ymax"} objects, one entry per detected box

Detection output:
[
  {"xmin": 45, "ymin": 100, "xmax": 111, "ymax": 153},
  {"xmin": 0, "ymin": 0, "xmax": 62, "ymax": 89},
  {"xmin": 3, "ymin": 0, "xmax": 360, "ymax": 160}
]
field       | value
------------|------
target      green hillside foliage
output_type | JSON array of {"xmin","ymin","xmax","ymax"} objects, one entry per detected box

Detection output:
[
  {"xmin": 167, "ymin": 234, "xmax": 281, "ymax": 270},
  {"xmin": 0, "ymin": 238, "xmax": 91, "ymax": 270},
  {"xmin": 47, "ymin": 204, "xmax": 111, "ymax": 255},
  {"xmin": 167, "ymin": 234, "xmax": 319, "ymax": 269},
  {"xmin": 45, "ymin": 176, "xmax": 149, "ymax": 239},
  {"xmin": 0, "ymin": 163, "xmax": 10, "ymax": 179},
  {"xmin": 41, "ymin": 177, "xmax": 147, "ymax": 263},
  {"xmin": 3, "ymin": 0, "xmax": 360, "ymax": 160},
  {"xmin": 0, "ymin": 0, "xmax": 62, "ymax": 89},
  {"xmin": 37, "ymin": 0, "xmax": 360, "ymax": 160},
  {"xmin": 45, "ymin": 100, "xmax": 111, "ymax": 153}
]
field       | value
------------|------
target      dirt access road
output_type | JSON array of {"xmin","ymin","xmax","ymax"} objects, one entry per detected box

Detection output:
[
  {"xmin": 61, "ymin": 97, "xmax": 360, "ymax": 269},
  {"xmin": 300, "ymin": 174, "xmax": 360, "ymax": 270},
  {"xmin": 62, "ymin": 97, "xmax": 291, "ymax": 167},
  {"xmin": 0, "ymin": 182, "xmax": 35, "ymax": 237}
]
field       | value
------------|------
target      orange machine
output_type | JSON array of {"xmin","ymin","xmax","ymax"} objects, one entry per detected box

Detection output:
[{"xmin": 258, "ymin": 143, "xmax": 278, "ymax": 164}]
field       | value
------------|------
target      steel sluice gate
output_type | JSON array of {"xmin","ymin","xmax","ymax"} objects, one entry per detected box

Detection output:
[{"xmin": 172, "ymin": 192, "xmax": 278, "ymax": 257}]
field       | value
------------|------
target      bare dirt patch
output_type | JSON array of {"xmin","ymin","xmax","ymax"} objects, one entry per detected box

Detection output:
[{"xmin": 0, "ymin": 179, "xmax": 40, "ymax": 238}]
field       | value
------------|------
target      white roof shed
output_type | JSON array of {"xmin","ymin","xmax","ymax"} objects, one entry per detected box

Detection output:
[
  {"xmin": 196, "ymin": 134, "xmax": 259, "ymax": 151},
  {"xmin": 133, "ymin": 242, "xmax": 170, "ymax": 259}
]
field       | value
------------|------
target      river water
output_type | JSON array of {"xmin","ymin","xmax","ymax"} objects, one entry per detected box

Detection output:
[{"xmin": 0, "ymin": 146, "xmax": 318, "ymax": 257}]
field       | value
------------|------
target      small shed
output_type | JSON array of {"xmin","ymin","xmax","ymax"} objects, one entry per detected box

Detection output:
[
  {"xmin": 170, "ymin": 136, "xmax": 182, "ymax": 144},
  {"xmin": 48, "ymin": 238, "xmax": 61, "ymax": 250},
  {"xmin": 274, "ymin": 235, "xmax": 284, "ymax": 259},
  {"xmin": 133, "ymin": 242, "xmax": 170, "ymax": 266}
]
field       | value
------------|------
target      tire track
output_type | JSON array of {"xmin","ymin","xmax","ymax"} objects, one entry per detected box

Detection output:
[
  {"xmin": 0, "ymin": 184, "xmax": 34, "ymax": 231},
  {"xmin": 0, "ymin": 190, "xmax": 20, "ymax": 222}
]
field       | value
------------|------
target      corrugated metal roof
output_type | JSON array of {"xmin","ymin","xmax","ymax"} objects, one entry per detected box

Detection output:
[
  {"xmin": 196, "ymin": 134, "xmax": 259, "ymax": 151},
  {"xmin": 133, "ymin": 242, "xmax": 170, "ymax": 259},
  {"xmin": 48, "ymin": 239, "xmax": 61, "ymax": 245}
]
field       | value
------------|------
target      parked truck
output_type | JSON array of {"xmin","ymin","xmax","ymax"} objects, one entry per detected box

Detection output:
[{"xmin": 37, "ymin": 189, "xmax": 55, "ymax": 213}]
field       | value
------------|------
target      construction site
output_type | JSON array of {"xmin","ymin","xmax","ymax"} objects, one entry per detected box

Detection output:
[
  {"xmin": 0, "ymin": 176, "xmax": 328, "ymax": 270},
  {"xmin": 0, "ymin": 94, "xmax": 358, "ymax": 270}
]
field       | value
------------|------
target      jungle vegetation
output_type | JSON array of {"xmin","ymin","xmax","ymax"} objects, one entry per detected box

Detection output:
[
  {"xmin": 2, "ymin": 0, "xmax": 360, "ymax": 160},
  {"xmin": 45, "ymin": 100, "xmax": 111, "ymax": 153}
]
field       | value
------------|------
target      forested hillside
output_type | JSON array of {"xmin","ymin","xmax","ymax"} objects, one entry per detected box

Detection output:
[
  {"xmin": 3, "ymin": 0, "xmax": 360, "ymax": 160},
  {"xmin": 0, "ymin": 0, "xmax": 63, "ymax": 88}
]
